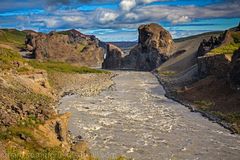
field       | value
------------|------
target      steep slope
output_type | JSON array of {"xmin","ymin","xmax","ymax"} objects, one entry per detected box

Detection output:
[
  {"xmin": 158, "ymin": 32, "xmax": 221, "ymax": 75},
  {"xmin": 157, "ymin": 24, "xmax": 240, "ymax": 133},
  {"xmin": 0, "ymin": 29, "xmax": 26, "ymax": 50}
]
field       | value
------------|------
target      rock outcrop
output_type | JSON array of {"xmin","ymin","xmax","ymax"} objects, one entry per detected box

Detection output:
[
  {"xmin": 25, "ymin": 30, "xmax": 105, "ymax": 67},
  {"xmin": 197, "ymin": 26, "xmax": 240, "ymax": 78},
  {"xmin": 197, "ymin": 36, "xmax": 223, "ymax": 57},
  {"xmin": 102, "ymin": 44, "xmax": 123, "ymax": 69},
  {"xmin": 103, "ymin": 23, "xmax": 174, "ymax": 71},
  {"xmin": 197, "ymin": 54, "xmax": 231, "ymax": 78}
]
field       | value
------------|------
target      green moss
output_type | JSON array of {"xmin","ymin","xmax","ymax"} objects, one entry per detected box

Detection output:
[
  {"xmin": 209, "ymin": 43, "xmax": 240, "ymax": 56},
  {"xmin": 28, "ymin": 60, "xmax": 109, "ymax": 74},
  {"xmin": 16, "ymin": 66, "xmax": 31, "ymax": 73},
  {"xmin": 231, "ymin": 32, "xmax": 240, "ymax": 43},
  {"xmin": 18, "ymin": 115, "xmax": 43, "ymax": 128},
  {"xmin": 194, "ymin": 100, "xmax": 214, "ymax": 109},
  {"xmin": 160, "ymin": 71, "xmax": 176, "ymax": 76}
]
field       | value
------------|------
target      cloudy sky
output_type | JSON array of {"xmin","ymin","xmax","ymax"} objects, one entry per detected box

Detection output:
[{"xmin": 0, "ymin": 0, "xmax": 240, "ymax": 41}]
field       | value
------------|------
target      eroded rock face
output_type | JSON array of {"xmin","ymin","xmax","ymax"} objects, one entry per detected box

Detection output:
[
  {"xmin": 102, "ymin": 23, "xmax": 174, "ymax": 71},
  {"xmin": 197, "ymin": 54, "xmax": 231, "ymax": 78},
  {"xmin": 230, "ymin": 48, "xmax": 240, "ymax": 90},
  {"xmin": 25, "ymin": 30, "xmax": 105, "ymax": 67},
  {"xmin": 34, "ymin": 113, "xmax": 71, "ymax": 151}
]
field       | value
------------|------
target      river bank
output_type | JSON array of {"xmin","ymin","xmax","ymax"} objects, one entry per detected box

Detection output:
[{"xmin": 153, "ymin": 71, "xmax": 238, "ymax": 134}]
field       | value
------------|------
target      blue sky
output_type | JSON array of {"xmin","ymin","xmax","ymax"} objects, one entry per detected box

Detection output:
[{"xmin": 0, "ymin": 0, "xmax": 240, "ymax": 41}]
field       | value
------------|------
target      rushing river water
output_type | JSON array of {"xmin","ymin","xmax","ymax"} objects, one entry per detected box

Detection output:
[{"xmin": 59, "ymin": 71, "xmax": 240, "ymax": 160}]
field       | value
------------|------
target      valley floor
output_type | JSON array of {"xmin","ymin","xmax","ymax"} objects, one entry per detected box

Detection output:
[{"xmin": 58, "ymin": 71, "xmax": 240, "ymax": 160}]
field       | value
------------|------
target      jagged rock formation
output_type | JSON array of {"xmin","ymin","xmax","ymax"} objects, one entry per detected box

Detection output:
[
  {"xmin": 25, "ymin": 29, "xmax": 105, "ymax": 67},
  {"xmin": 197, "ymin": 36, "xmax": 223, "ymax": 57},
  {"xmin": 197, "ymin": 27, "xmax": 240, "ymax": 57},
  {"xmin": 103, "ymin": 23, "xmax": 174, "ymax": 71},
  {"xmin": 230, "ymin": 48, "xmax": 240, "ymax": 90}
]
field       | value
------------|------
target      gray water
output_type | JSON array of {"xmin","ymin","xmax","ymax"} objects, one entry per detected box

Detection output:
[{"xmin": 59, "ymin": 71, "xmax": 240, "ymax": 160}]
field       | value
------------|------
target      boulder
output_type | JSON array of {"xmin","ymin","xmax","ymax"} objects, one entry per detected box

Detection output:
[
  {"xmin": 102, "ymin": 23, "xmax": 174, "ymax": 71},
  {"xmin": 25, "ymin": 30, "xmax": 105, "ymax": 67},
  {"xmin": 34, "ymin": 113, "xmax": 71, "ymax": 151},
  {"xmin": 126, "ymin": 23, "xmax": 174, "ymax": 71}
]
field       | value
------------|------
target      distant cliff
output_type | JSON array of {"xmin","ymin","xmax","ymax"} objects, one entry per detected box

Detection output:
[
  {"xmin": 25, "ymin": 29, "xmax": 106, "ymax": 67},
  {"xmin": 103, "ymin": 23, "xmax": 174, "ymax": 71}
]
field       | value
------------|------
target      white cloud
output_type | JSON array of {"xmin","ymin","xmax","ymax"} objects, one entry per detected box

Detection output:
[
  {"xmin": 120, "ymin": 0, "xmax": 136, "ymax": 11},
  {"xmin": 125, "ymin": 12, "xmax": 139, "ymax": 20},
  {"xmin": 97, "ymin": 10, "xmax": 119, "ymax": 24},
  {"xmin": 62, "ymin": 16, "xmax": 85, "ymax": 22},
  {"xmin": 167, "ymin": 15, "xmax": 190, "ymax": 24}
]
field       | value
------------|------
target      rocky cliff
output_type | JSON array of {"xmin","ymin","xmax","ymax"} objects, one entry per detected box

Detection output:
[
  {"xmin": 197, "ymin": 26, "xmax": 240, "ymax": 79},
  {"xmin": 25, "ymin": 29, "xmax": 105, "ymax": 67},
  {"xmin": 103, "ymin": 23, "xmax": 174, "ymax": 71}
]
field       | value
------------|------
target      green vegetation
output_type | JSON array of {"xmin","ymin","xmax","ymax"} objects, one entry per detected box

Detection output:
[
  {"xmin": 0, "ymin": 29, "xmax": 26, "ymax": 48},
  {"xmin": 77, "ymin": 44, "xmax": 86, "ymax": 52},
  {"xmin": 28, "ymin": 60, "xmax": 109, "ymax": 74},
  {"xmin": 209, "ymin": 43, "xmax": 240, "ymax": 56},
  {"xmin": 16, "ymin": 66, "xmax": 31, "ymax": 73},
  {"xmin": 232, "ymin": 32, "xmax": 240, "ymax": 43},
  {"xmin": 160, "ymin": 70, "xmax": 176, "ymax": 76},
  {"xmin": 194, "ymin": 100, "xmax": 215, "ymax": 110},
  {"xmin": 7, "ymin": 148, "xmax": 77, "ymax": 160},
  {"xmin": 210, "ymin": 111, "xmax": 240, "ymax": 133},
  {"xmin": 18, "ymin": 115, "xmax": 43, "ymax": 128},
  {"xmin": 0, "ymin": 47, "xmax": 25, "ymax": 70}
]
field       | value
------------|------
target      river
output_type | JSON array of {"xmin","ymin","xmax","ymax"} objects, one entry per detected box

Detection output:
[{"xmin": 59, "ymin": 71, "xmax": 240, "ymax": 160}]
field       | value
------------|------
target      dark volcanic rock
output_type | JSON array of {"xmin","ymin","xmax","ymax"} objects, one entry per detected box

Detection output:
[
  {"xmin": 197, "ymin": 36, "xmax": 223, "ymax": 57},
  {"xmin": 102, "ymin": 23, "xmax": 174, "ymax": 71},
  {"xmin": 230, "ymin": 48, "xmax": 240, "ymax": 90},
  {"xmin": 198, "ymin": 54, "xmax": 231, "ymax": 78},
  {"xmin": 25, "ymin": 29, "xmax": 105, "ymax": 67}
]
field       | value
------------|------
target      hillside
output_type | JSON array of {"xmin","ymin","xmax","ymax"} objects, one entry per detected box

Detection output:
[
  {"xmin": 157, "ymin": 25, "xmax": 240, "ymax": 133},
  {"xmin": 0, "ymin": 29, "xmax": 117, "ymax": 160},
  {"xmin": 0, "ymin": 29, "xmax": 26, "ymax": 50}
]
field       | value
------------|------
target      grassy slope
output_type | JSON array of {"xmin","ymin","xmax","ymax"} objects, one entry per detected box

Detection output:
[
  {"xmin": 208, "ymin": 32, "xmax": 240, "ymax": 57},
  {"xmin": 0, "ymin": 29, "xmax": 26, "ymax": 49}
]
